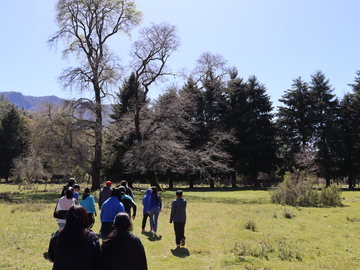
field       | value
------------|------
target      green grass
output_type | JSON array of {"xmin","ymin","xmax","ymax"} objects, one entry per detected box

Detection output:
[{"xmin": 1, "ymin": 184, "xmax": 360, "ymax": 269}]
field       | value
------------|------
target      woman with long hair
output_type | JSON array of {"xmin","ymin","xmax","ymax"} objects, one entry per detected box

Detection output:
[
  {"xmin": 147, "ymin": 186, "xmax": 162, "ymax": 236},
  {"xmin": 48, "ymin": 205, "xmax": 102, "ymax": 270}
]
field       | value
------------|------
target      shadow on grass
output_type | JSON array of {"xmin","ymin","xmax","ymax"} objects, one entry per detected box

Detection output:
[
  {"xmin": 170, "ymin": 247, "xmax": 190, "ymax": 258},
  {"xmin": 142, "ymin": 231, "xmax": 162, "ymax": 242}
]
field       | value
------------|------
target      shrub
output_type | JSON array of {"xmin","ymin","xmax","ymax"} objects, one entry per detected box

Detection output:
[
  {"xmin": 244, "ymin": 218, "xmax": 257, "ymax": 231},
  {"xmin": 270, "ymin": 170, "xmax": 342, "ymax": 207}
]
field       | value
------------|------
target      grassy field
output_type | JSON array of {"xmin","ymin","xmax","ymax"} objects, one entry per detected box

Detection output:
[{"xmin": 1, "ymin": 183, "xmax": 360, "ymax": 269}]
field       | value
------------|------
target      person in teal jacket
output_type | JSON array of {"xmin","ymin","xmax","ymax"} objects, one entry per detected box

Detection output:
[{"xmin": 80, "ymin": 187, "xmax": 97, "ymax": 228}]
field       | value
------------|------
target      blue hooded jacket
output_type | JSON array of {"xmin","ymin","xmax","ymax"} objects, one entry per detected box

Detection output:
[{"xmin": 142, "ymin": 189, "xmax": 152, "ymax": 214}]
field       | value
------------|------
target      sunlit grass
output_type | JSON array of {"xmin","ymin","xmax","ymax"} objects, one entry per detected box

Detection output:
[{"xmin": 1, "ymin": 184, "xmax": 360, "ymax": 269}]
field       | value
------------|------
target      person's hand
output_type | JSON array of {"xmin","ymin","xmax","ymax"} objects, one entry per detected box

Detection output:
[
  {"xmin": 132, "ymin": 215, "xmax": 136, "ymax": 220},
  {"xmin": 95, "ymin": 213, "xmax": 97, "ymax": 217}
]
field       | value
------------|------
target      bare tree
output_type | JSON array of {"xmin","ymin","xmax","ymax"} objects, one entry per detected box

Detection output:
[{"xmin": 48, "ymin": 0, "xmax": 142, "ymax": 189}]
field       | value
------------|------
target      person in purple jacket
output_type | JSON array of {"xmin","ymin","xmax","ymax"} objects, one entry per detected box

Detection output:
[{"xmin": 141, "ymin": 189, "xmax": 152, "ymax": 232}]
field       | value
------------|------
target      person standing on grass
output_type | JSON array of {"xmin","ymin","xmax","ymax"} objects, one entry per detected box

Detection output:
[
  {"xmin": 99, "ymin": 181, "xmax": 112, "ymax": 210},
  {"xmin": 170, "ymin": 190, "xmax": 187, "ymax": 248},
  {"xmin": 119, "ymin": 180, "xmax": 135, "ymax": 200},
  {"xmin": 48, "ymin": 205, "xmax": 101, "ymax": 270},
  {"xmin": 100, "ymin": 212, "xmax": 148, "ymax": 270},
  {"xmin": 80, "ymin": 187, "xmax": 97, "ymax": 228},
  {"xmin": 55, "ymin": 187, "xmax": 77, "ymax": 229},
  {"xmin": 60, "ymin": 178, "xmax": 76, "ymax": 197},
  {"xmin": 100, "ymin": 188, "xmax": 125, "ymax": 240},
  {"xmin": 141, "ymin": 188, "xmax": 151, "ymax": 233},
  {"xmin": 118, "ymin": 186, "xmax": 137, "ymax": 219},
  {"xmin": 147, "ymin": 186, "xmax": 162, "ymax": 236}
]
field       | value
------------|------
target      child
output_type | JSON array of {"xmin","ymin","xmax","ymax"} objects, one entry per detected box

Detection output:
[
  {"xmin": 141, "ymin": 189, "xmax": 151, "ymax": 232},
  {"xmin": 169, "ymin": 190, "xmax": 187, "ymax": 248},
  {"xmin": 73, "ymin": 184, "xmax": 81, "ymax": 203},
  {"xmin": 80, "ymin": 187, "xmax": 97, "ymax": 228}
]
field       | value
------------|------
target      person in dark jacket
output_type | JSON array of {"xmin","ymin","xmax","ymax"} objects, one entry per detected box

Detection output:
[
  {"xmin": 120, "ymin": 180, "xmax": 135, "ymax": 200},
  {"xmin": 99, "ymin": 181, "xmax": 112, "ymax": 210},
  {"xmin": 48, "ymin": 205, "xmax": 101, "ymax": 270},
  {"xmin": 100, "ymin": 212, "xmax": 147, "ymax": 270},
  {"xmin": 60, "ymin": 178, "xmax": 76, "ymax": 197},
  {"xmin": 170, "ymin": 190, "xmax": 187, "ymax": 248},
  {"xmin": 118, "ymin": 186, "xmax": 137, "ymax": 219}
]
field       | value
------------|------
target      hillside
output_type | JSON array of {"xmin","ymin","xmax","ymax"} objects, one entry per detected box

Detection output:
[{"xmin": 0, "ymin": 91, "xmax": 64, "ymax": 111}]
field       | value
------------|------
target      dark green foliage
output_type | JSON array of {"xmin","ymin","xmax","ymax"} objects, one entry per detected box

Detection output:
[{"xmin": 0, "ymin": 104, "xmax": 29, "ymax": 181}]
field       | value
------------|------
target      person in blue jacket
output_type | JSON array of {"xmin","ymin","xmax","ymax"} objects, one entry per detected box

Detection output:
[
  {"xmin": 100, "ymin": 188, "xmax": 124, "ymax": 240},
  {"xmin": 141, "ymin": 189, "xmax": 151, "ymax": 232},
  {"xmin": 146, "ymin": 186, "xmax": 162, "ymax": 236},
  {"xmin": 80, "ymin": 187, "xmax": 97, "ymax": 228}
]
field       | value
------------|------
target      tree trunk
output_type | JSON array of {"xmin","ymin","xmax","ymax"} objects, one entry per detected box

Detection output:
[
  {"xmin": 146, "ymin": 170, "xmax": 161, "ymax": 191},
  {"xmin": 91, "ymin": 87, "xmax": 102, "ymax": 190},
  {"xmin": 231, "ymin": 171, "xmax": 237, "ymax": 188}
]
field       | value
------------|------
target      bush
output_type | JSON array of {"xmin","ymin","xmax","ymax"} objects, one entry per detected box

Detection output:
[{"xmin": 270, "ymin": 170, "xmax": 342, "ymax": 207}]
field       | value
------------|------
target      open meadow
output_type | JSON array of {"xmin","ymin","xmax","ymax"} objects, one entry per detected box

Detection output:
[{"xmin": 1, "ymin": 183, "xmax": 360, "ymax": 269}]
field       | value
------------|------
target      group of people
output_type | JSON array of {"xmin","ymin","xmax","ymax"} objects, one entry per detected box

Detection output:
[{"xmin": 49, "ymin": 178, "xmax": 187, "ymax": 269}]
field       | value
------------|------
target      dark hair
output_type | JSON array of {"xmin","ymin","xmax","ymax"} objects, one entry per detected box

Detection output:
[
  {"xmin": 176, "ymin": 190, "xmax": 183, "ymax": 197},
  {"xmin": 102, "ymin": 213, "xmax": 132, "ymax": 249},
  {"xmin": 68, "ymin": 178, "xmax": 76, "ymax": 186},
  {"xmin": 84, "ymin": 187, "xmax": 90, "ymax": 193},
  {"xmin": 73, "ymin": 184, "xmax": 80, "ymax": 190},
  {"xmin": 120, "ymin": 180, "xmax": 127, "ymax": 186},
  {"xmin": 113, "ymin": 212, "xmax": 132, "ymax": 232},
  {"xmin": 151, "ymin": 186, "xmax": 161, "ymax": 204},
  {"xmin": 119, "ymin": 186, "xmax": 126, "ymax": 194},
  {"xmin": 111, "ymin": 188, "xmax": 121, "ymax": 198},
  {"xmin": 65, "ymin": 187, "xmax": 74, "ymax": 199},
  {"xmin": 57, "ymin": 205, "xmax": 90, "ymax": 249}
]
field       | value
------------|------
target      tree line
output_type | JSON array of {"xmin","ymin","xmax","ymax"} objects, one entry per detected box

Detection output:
[{"xmin": 1, "ymin": 0, "xmax": 359, "ymax": 190}]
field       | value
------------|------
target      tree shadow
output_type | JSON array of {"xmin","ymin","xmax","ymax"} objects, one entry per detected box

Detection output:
[{"xmin": 170, "ymin": 247, "xmax": 190, "ymax": 258}]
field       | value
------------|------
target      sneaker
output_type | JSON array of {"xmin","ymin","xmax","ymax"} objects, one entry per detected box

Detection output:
[
  {"xmin": 180, "ymin": 239, "xmax": 185, "ymax": 246},
  {"xmin": 141, "ymin": 228, "xmax": 145, "ymax": 233}
]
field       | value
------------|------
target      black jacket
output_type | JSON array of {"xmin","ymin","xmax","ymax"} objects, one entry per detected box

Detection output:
[
  {"xmin": 48, "ymin": 229, "xmax": 101, "ymax": 270},
  {"xmin": 101, "ymin": 230, "xmax": 147, "ymax": 270}
]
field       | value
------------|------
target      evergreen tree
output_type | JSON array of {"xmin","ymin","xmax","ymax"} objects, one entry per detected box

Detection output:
[{"xmin": 0, "ymin": 104, "xmax": 29, "ymax": 181}]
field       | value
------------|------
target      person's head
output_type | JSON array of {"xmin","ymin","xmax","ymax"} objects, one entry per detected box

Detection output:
[
  {"xmin": 146, "ymin": 188, "xmax": 152, "ymax": 196},
  {"xmin": 119, "ymin": 186, "xmax": 126, "ymax": 194},
  {"xmin": 65, "ymin": 205, "xmax": 89, "ymax": 230},
  {"xmin": 151, "ymin": 186, "xmax": 158, "ymax": 194},
  {"xmin": 65, "ymin": 187, "xmax": 74, "ymax": 199},
  {"xmin": 120, "ymin": 180, "xmax": 127, "ymax": 187},
  {"xmin": 68, "ymin": 178, "xmax": 76, "ymax": 186},
  {"xmin": 113, "ymin": 212, "xmax": 132, "ymax": 232},
  {"xmin": 111, "ymin": 188, "xmax": 121, "ymax": 198},
  {"xmin": 176, "ymin": 190, "xmax": 183, "ymax": 198},
  {"xmin": 106, "ymin": 181, "xmax": 112, "ymax": 187},
  {"xmin": 73, "ymin": 184, "xmax": 80, "ymax": 192},
  {"xmin": 84, "ymin": 187, "xmax": 90, "ymax": 194}
]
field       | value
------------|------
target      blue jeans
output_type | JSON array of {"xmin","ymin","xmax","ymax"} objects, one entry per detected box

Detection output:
[{"xmin": 149, "ymin": 208, "xmax": 160, "ymax": 233}]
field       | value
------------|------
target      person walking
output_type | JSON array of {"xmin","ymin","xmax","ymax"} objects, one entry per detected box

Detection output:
[
  {"xmin": 100, "ymin": 188, "xmax": 125, "ymax": 240},
  {"xmin": 48, "ymin": 205, "xmax": 102, "ymax": 270},
  {"xmin": 100, "ymin": 213, "xmax": 147, "ymax": 270},
  {"xmin": 120, "ymin": 180, "xmax": 135, "ymax": 200},
  {"xmin": 170, "ymin": 190, "xmax": 187, "ymax": 248},
  {"xmin": 99, "ymin": 181, "xmax": 112, "ymax": 210},
  {"xmin": 118, "ymin": 186, "xmax": 137, "ymax": 219},
  {"xmin": 60, "ymin": 178, "xmax": 76, "ymax": 197},
  {"xmin": 141, "ymin": 189, "xmax": 151, "ymax": 233},
  {"xmin": 73, "ymin": 184, "xmax": 81, "ymax": 203},
  {"xmin": 80, "ymin": 187, "xmax": 97, "ymax": 228},
  {"xmin": 55, "ymin": 187, "xmax": 76, "ymax": 229},
  {"xmin": 146, "ymin": 186, "xmax": 162, "ymax": 236}
]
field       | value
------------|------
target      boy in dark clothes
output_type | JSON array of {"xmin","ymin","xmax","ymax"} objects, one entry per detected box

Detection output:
[{"xmin": 169, "ymin": 190, "xmax": 187, "ymax": 248}]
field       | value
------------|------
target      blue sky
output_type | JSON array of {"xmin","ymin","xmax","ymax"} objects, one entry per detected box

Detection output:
[{"xmin": 1, "ymin": 0, "xmax": 360, "ymax": 109}]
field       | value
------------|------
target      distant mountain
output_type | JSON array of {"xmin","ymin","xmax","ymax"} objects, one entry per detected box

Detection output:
[{"xmin": 0, "ymin": 91, "xmax": 64, "ymax": 111}]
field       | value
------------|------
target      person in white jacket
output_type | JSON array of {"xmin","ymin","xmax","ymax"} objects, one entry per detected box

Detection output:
[{"xmin": 55, "ymin": 187, "xmax": 76, "ymax": 228}]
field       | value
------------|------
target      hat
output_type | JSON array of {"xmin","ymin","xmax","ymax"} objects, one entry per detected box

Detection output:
[{"xmin": 106, "ymin": 181, "xmax": 112, "ymax": 186}]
